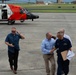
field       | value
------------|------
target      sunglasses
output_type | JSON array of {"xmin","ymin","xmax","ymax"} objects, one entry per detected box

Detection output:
[{"xmin": 12, "ymin": 31, "xmax": 16, "ymax": 33}]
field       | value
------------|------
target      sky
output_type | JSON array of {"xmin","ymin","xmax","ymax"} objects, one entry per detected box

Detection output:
[
  {"xmin": 17, "ymin": 0, "xmax": 74, "ymax": 2},
  {"xmin": 1, "ymin": 0, "xmax": 74, "ymax": 3},
  {"xmin": 18, "ymin": 0, "xmax": 74, "ymax": 2}
]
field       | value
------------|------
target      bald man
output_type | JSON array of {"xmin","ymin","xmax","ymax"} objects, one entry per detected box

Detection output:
[
  {"xmin": 41, "ymin": 32, "xmax": 56, "ymax": 75},
  {"xmin": 5, "ymin": 27, "xmax": 25, "ymax": 74}
]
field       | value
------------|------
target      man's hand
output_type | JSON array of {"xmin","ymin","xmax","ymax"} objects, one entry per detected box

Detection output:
[
  {"xmin": 9, "ymin": 44, "xmax": 14, "ymax": 47},
  {"xmin": 50, "ymin": 47, "xmax": 56, "ymax": 54},
  {"xmin": 17, "ymin": 31, "xmax": 25, "ymax": 39},
  {"xmin": 50, "ymin": 50, "xmax": 54, "ymax": 54},
  {"xmin": 5, "ymin": 42, "xmax": 14, "ymax": 47},
  {"xmin": 69, "ymin": 48, "xmax": 72, "ymax": 51},
  {"xmin": 16, "ymin": 31, "xmax": 20, "ymax": 35}
]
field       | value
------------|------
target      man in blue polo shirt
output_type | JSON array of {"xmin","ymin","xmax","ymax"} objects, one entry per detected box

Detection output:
[
  {"xmin": 5, "ymin": 27, "xmax": 25, "ymax": 74},
  {"xmin": 41, "ymin": 32, "xmax": 56, "ymax": 75},
  {"xmin": 54, "ymin": 31, "xmax": 72, "ymax": 75}
]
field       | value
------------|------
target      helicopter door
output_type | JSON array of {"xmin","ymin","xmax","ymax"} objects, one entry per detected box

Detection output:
[
  {"xmin": 2, "ymin": 10, "xmax": 8, "ymax": 19},
  {"xmin": 0, "ymin": 10, "xmax": 2, "ymax": 19}
]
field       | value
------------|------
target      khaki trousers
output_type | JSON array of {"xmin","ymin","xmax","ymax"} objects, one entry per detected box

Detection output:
[{"xmin": 43, "ymin": 54, "xmax": 56, "ymax": 75}]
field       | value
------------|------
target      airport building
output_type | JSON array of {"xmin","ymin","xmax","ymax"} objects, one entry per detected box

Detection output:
[{"xmin": 57, "ymin": 0, "xmax": 62, "ymax": 3}]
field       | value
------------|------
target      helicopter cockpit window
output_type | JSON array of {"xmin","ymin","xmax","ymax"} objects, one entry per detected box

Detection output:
[
  {"xmin": 23, "ymin": 8, "xmax": 30, "ymax": 14},
  {"xmin": 20, "ymin": 8, "xmax": 30, "ymax": 14}
]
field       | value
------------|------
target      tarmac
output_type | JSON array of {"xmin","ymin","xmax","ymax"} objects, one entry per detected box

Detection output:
[{"xmin": 0, "ymin": 13, "xmax": 76, "ymax": 75}]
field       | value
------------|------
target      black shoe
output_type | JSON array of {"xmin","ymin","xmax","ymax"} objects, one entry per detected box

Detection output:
[{"xmin": 13, "ymin": 70, "xmax": 17, "ymax": 74}]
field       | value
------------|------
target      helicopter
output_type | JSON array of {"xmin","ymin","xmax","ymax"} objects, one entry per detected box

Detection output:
[{"xmin": 0, "ymin": 3, "xmax": 39, "ymax": 25}]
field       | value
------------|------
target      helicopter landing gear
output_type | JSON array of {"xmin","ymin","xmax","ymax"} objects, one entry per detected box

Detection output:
[
  {"xmin": 8, "ymin": 20, "xmax": 15, "ymax": 25},
  {"xmin": 20, "ymin": 20, "xmax": 24, "ymax": 23}
]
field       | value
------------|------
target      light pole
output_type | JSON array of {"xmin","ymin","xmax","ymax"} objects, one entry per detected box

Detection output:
[{"xmin": 2, "ymin": 0, "xmax": 4, "ymax": 3}]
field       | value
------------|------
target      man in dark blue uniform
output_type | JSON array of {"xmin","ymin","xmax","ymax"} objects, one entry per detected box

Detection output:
[
  {"xmin": 52, "ymin": 31, "xmax": 72, "ymax": 75},
  {"xmin": 5, "ymin": 27, "xmax": 25, "ymax": 74}
]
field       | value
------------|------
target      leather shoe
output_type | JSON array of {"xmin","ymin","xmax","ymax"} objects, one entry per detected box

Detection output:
[{"xmin": 13, "ymin": 70, "xmax": 17, "ymax": 74}]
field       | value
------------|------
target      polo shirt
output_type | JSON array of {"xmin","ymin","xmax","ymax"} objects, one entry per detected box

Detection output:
[
  {"xmin": 5, "ymin": 33, "xmax": 21, "ymax": 53},
  {"xmin": 55, "ymin": 37, "xmax": 72, "ymax": 54}
]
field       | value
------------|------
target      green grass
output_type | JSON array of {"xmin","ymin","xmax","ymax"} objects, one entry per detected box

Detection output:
[{"xmin": 14, "ymin": 3, "xmax": 76, "ymax": 13}]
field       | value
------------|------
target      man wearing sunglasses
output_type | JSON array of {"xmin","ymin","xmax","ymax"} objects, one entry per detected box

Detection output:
[{"xmin": 5, "ymin": 27, "xmax": 25, "ymax": 74}]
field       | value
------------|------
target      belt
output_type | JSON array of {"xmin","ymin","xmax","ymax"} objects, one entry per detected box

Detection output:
[{"xmin": 46, "ymin": 53, "xmax": 54, "ymax": 55}]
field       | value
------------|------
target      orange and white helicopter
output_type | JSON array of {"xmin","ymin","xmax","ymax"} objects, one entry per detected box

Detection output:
[{"xmin": 0, "ymin": 4, "xmax": 39, "ymax": 25}]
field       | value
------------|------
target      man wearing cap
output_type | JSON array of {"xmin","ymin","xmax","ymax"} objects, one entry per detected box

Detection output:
[
  {"xmin": 5, "ymin": 27, "xmax": 25, "ymax": 74},
  {"xmin": 41, "ymin": 32, "xmax": 56, "ymax": 75}
]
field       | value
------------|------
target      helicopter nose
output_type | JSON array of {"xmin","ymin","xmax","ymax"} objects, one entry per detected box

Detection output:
[
  {"xmin": 36, "ymin": 15, "xmax": 39, "ymax": 18},
  {"xmin": 27, "ymin": 14, "xmax": 39, "ymax": 20}
]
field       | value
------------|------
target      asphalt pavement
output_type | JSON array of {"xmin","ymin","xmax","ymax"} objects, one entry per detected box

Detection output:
[{"xmin": 0, "ymin": 13, "xmax": 76, "ymax": 75}]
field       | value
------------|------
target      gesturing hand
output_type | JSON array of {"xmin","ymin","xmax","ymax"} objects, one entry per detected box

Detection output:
[
  {"xmin": 50, "ymin": 50, "xmax": 54, "ymax": 54},
  {"xmin": 9, "ymin": 44, "xmax": 14, "ymax": 47}
]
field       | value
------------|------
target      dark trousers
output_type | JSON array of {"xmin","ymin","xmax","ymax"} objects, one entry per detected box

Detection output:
[
  {"xmin": 63, "ymin": 60, "xmax": 70, "ymax": 75},
  {"xmin": 57, "ymin": 56, "xmax": 70, "ymax": 75},
  {"xmin": 8, "ymin": 50, "xmax": 19, "ymax": 71}
]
